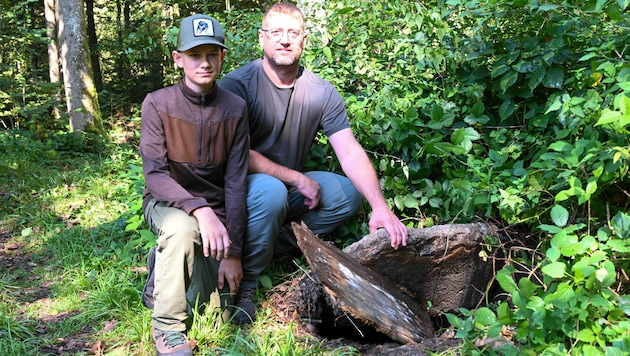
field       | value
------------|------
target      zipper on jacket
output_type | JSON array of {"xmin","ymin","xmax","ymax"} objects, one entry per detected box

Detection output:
[{"xmin": 198, "ymin": 94, "xmax": 205, "ymax": 164}]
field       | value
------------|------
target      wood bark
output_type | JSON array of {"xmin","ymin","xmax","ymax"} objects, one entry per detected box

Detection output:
[
  {"xmin": 292, "ymin": 222, "xmax": 435, "ymax": 344},
  {"xmin": 343, "ymin": 222, "xmax": 503, "ymax": 316},
  {"xmin": 84, "ymin": 0, "xmax": 102, "ymax": 92},
  {"xmin": 57, "ymin": 0, "xmax": 102, "ymax": 132},
  {"xmin": 44, "ymin": 0, "xmax": 62, "ymax": 120}
]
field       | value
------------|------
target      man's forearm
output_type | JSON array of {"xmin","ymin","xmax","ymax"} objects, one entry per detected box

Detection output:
[{"xmin": 248, "ymin": 149, "xmax": 302, "ymax": 186}]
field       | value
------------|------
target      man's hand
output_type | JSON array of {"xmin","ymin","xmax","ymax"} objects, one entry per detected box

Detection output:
[
  {"xmin": 218, "ymin": 256, "xmax": 242, "ymax": 297},
  {"xmin": 368, "ymin": 207, "xmax": 408, "ymax": 249},
  {"xmin": 295, "ymin": 173, "xmax": 320, "ymax": 210},
  {"xmin": 193, "ymin": 207, "xmax": 231, "ymax": 260}
]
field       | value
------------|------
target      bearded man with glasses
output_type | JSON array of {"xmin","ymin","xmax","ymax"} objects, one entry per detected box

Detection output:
[{"xmin": 219, "ymin": 2, "xmax": 409, "ymax": 326}]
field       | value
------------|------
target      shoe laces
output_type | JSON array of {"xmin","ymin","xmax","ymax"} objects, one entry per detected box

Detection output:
[
  {"xmin": 235, "ymin": 288, "xmax": 255, "ymax": 303},
  {"xmin": 158, "ymin": 330, "xmax": 188, "ymax": 349}
]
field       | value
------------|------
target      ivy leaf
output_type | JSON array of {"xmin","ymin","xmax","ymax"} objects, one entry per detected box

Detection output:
[{"xmin": 542, "ymin": 261, "xmax": 566, "ymax": 279}]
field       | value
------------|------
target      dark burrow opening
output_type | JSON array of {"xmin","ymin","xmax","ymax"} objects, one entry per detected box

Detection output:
[{"xmin": 296, "ymin": 277, "xmax": 449, "ymax": 345}]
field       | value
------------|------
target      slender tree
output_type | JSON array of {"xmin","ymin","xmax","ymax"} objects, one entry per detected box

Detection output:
[
  {"xmin": 85, "ymin": 0, "xmax": 102, "ymax": 92},
  {"xmin": 57, "ymin": 0, "xmax": 102, "ymax": 132},
  {"xmin": 44, "ymin": 0, "xmax": 62, "ymax": 120}
]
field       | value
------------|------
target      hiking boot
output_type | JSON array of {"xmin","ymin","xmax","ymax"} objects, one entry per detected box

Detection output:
[
  {"xmin": 232, "ymin": 288, "xmax": 256, "ymax": 325},
  {"xmin": 142, "ymin": 246, "xmax": 156, "ymax": 309},
  {"xmin": 152, "ymin": 328, "xmax": 193, "ymax": 356}
]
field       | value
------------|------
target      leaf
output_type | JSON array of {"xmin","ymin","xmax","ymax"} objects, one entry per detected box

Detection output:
[
  {"xmin": 537, "ymin": 4, "xmax": 561, "ymax": 11},
  {"xmin": 402, "ymin": 195, "xmax": 420, "ymax": 209},
  {"xmin": 259, "ymin": 275, "xmax": 273, "ymax": 289},
  {"xmin": 323, "ymin": 46, "xmax": 333, "ymax": 63},
  {"xmin": 542, "ymin": 261, "xmax": 566, "ymax": 279},
  {"xmin": 405, "ymin": 106, "xmax": 418, "ymax": 120},
  {"xmin": 471, "ymin": 101, "xmax": 485, "ymax": 117},
  {"xmin": 619, "ymin": 295, "xmax": 630, "ymax": 316},
  {"xmin": 550, "ymin": 205, "xmax": 569, "ymax": 227},
  {"xmin": 451, "ymin": 128, "xmax": 465, "ymax": 145},
  {"xmin": 474, "ymin": 307, "xmax": 496, "ymax": 325},
  {"xmin": 578, "ymin": 53, "xmax": 597, "ymax": 61},
  {"xmin": 336, "ymin": 6, "xmax": 355, "ymax": 15},
  {"xmin": 577, "ymin": 329, "xmax": 595, "ymax": 342},
  {"xmin": 499, "ymin": 71, "xmax": 519, "ymax": 92},
  {"xmin": 529, "ymin": 67, "xmax": 546, "ymax": 90},
  {"xmin": 595, "ymin": 109, "xmax": 621, "ymax": 126},
  {"xmin": 499, "ymin": 100, "xmax": 515, "ymax": 120},
  {"xmin": 445, "ymin": 313, "xmax": 462, "ymax": 328},
  {"xmin": 548, "ymin": 141, "xmax": 572, "ymax": 152},
  {"xmin": 543, "ymin": 67, "xmax": 564, "ymax": 89},
  {"xmin": 496, "ymin": 269, "xmax": 518, "ymax": 293},
  {"xmin": 496, "ymin": 301, "xmax": 513, "ymax": 324},
  {"xmin": 611, "ymin": 212, "xmax": 630, "ymax": 239}
]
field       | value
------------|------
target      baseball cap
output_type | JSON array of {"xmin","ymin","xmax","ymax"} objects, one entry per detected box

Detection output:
[{"xmin": 177, "ymin": 14, "xmax": 227, "ymax": 51}]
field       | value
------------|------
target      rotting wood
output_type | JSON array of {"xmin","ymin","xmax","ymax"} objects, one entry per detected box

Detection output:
[
  {"xmin": 342, "ymin": 222, "xmax": 503, "ymax": 316},
  {"xmin": 292, "ymin": 221, "xmax": 435, "ymax": 344}
]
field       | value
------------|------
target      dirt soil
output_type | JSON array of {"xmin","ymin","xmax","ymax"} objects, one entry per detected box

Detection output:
[{"xmin": 265, "ymin": 276, "xmax": 462, "ymax": 355}]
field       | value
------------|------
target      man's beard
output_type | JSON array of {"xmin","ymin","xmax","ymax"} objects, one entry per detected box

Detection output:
[{"xmin": 270, "ymin": 53, "xmax": 298, "ymax": 67}]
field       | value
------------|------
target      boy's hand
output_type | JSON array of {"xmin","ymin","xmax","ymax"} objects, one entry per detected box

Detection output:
[
  {"xmin": 218, "ymin": 256, "xmax": 242, "ymax": 296},
  {"xmin": 193, "ymin": 206, "xmax": 231, "ymax": 260}
]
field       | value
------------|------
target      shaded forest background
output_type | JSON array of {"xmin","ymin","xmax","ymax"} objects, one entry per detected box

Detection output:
[{"xmin": 1, "ymin": 0, "xmax": 630, "ymax": 354}]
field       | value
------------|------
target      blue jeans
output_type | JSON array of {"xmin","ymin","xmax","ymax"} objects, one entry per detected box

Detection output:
[{"xmin": 240, "ymin": 171, "xmax": 362, "ymax": 289}]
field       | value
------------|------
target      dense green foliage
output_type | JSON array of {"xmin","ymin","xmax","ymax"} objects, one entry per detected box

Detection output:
[{"xmin": 1, "ymin": 0, "xmax": 629, "ymax": 354}]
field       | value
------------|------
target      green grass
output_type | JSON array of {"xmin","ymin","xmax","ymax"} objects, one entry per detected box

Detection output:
[{"xmin": 0, "ymin": 127, "xmax": 362, "ymax": 355}]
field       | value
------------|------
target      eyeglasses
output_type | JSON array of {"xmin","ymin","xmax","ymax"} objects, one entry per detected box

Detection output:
[{"xmin": 261, "ymin": 28, "xmax": 304, "ymax": 42}]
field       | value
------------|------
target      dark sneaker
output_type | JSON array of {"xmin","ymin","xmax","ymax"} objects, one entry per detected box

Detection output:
[
  {"xmin": 142, "ymin": 246, "xmax": 156, "ymax": 309},
  {"xmin": 232, "ymin": 288, "xmax": 256, "ymax": 325},
  {"xmin": 152, "ymin": 328, "xmax": 193, "ymax": 356}
]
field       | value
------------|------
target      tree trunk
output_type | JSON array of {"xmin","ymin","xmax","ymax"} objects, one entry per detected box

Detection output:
[
  {"xmin": 57, "ymin": 0, "xmax": 102, "ymax": 132},
  {"xmin": 84, "ymin": 0, "xmax": 102, "ymax": 92},
  {"xmin": 44, "ymin": 0, "xmax": 61, "ymax": 121}
]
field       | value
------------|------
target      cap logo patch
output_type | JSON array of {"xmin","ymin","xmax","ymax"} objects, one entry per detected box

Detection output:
[{"xmin": 193, "ymin": 19, "xmax": 214, "ymax": 37}]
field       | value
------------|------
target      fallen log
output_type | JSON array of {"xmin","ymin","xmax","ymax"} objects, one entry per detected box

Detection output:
[{"xmin": 292, "ymin": 222, "xmax": 435, "ymax": 344}]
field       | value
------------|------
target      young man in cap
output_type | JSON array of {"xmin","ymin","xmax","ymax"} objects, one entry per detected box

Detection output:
[
  {"xmin": 140, "ymin": 14, "xmax": 249, "ymax": 355},
  {"xmin": 219, "ymin": 2, "xmax": 409, "ymax": 325}
]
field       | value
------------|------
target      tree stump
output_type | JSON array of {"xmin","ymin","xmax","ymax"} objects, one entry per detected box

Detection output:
[
  {"xmin": 292, "ymin": 222, "xmax": 435, "ymax": 344},
  {"xmin": 343, "ymin": 222, "xmax": 503, "ymax": 316}
]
